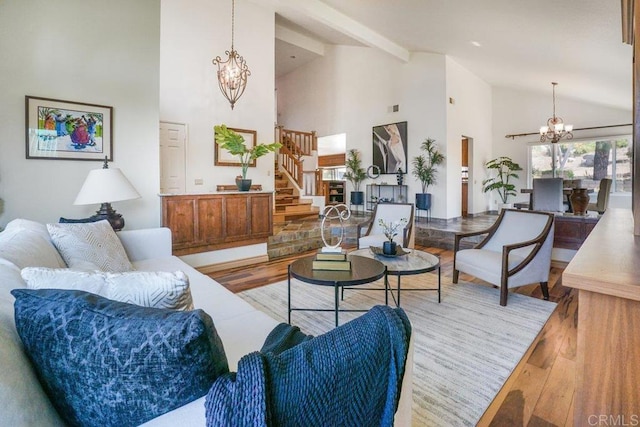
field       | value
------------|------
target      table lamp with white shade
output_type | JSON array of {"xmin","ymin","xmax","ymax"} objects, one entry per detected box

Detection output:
[{"xmin": 73, "ymin": 158, "xmax": 141, "ymax": 231}]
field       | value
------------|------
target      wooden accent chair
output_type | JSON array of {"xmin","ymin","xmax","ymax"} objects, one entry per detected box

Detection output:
[
  {"xmin": 357, "ymin": 203, "xmax": 415, "ymax": 249},
  {"xmin": 453, "ymin": 209, "xmax": 555, "ymax": 306},
  {"xmin": 587, "ymin": 178, "xmax": 612, "ymax": 214}
]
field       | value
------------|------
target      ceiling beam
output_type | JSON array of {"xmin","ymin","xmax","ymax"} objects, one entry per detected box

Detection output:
[
  {"xmin": 276, "ymin": 24, "xmax": 325, "ymax": 56},
  {"xmin": 276, "ymin": 0, "xmax": 410, "ymax": 62}
]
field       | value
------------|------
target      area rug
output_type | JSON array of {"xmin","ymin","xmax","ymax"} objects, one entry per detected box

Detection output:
[{"xmin": 237, "ymin": 275, "xmax": 557, "ymax": 426}]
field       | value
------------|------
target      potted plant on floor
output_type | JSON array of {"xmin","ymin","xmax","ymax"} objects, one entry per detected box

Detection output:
[
  {"xmin": 214, "ymin": 124, "xmax": 281, "ymax": 191},
  {"xmin": 482, "ymin": 156, "xmax": 522, "ymax": 210},
  {"xmin": 412, "ymin": 138, "xmax": 445, "ymax": 212},
  {"xmin": 343, "ymin": 149, "xmax": 367, "ymax": 206}
]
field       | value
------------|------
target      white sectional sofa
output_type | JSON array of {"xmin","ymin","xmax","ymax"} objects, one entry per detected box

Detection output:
[{"xmin": 0, "ymin": 219, "xmax": 412, "ymax": 426}]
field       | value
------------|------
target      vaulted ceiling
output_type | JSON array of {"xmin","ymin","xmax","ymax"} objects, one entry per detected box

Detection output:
[{"xmin": 264, "ymin": 0, "xmax": 632, "ymax": 111}]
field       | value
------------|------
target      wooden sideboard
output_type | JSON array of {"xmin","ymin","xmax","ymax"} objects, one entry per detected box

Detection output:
[
  {"xmin": 563, "ymin": 209, "xmax": 640, "ymax": 424},
  {"xmin": 161, "ymin": 192, "xmax": 273, "ymax": 255},
  {"xmin": 553, "ymin": 213, "xmax": 599, "ymax": 250}
]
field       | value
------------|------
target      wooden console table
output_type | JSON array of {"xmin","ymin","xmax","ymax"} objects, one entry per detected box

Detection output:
[
  {"xmin": 563, "ymin": 209, "xmax": 640, "ymax": 424},
  {"xmin": 553, "ymin": 213, "xmax": 599, "ymax": 250},
  {"xmin": 161, "ymin": 192, "xmax": 273, "ymax": 255}
]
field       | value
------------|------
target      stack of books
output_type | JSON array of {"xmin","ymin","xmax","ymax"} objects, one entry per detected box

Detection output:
[{"xmin": 312, "ymin": 249, "xmax": 351, "ymax": 271}]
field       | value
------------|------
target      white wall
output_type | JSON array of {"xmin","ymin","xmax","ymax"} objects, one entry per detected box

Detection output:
[
  {"xmin": 491, "ymin": 86, "xmax": 632, "ymax": 208},
  {"xmin": 277, "ymin": 47, "xmax": 452, "ymax": 217},
  {"xmin": 160, "ymin": 0, "xmax": 276, "ymax": 193},
  {"xmin": 0, "ymin": 0, "xmax": 161, "ymax": 229},
  {"xmin": 0, "ymin": 0, "xmax": 160, "ymax": 228},
  {"xmin": 445, "ymin": 57, "xmax": 493, "ymax": 217}
]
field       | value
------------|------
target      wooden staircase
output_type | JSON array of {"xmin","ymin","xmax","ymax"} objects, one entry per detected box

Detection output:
[{"xmin": 273, "ymin": 167, "xmax": 319, "ymax": 223}]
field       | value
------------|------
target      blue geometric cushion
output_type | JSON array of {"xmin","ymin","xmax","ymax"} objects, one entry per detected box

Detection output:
[{"xmin": 11, "ymin": 288, "xmax": 229, "ymax": 427}]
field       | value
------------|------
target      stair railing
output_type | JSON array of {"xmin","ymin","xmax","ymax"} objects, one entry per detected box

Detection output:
[
  {"xmin": 277, "ymin": 126, "xmax": 317, "ymax": 156},
  {"xmin": 279, "ymin": 144, "xmax": 303, "ymax": 187},
  {"xmin": 275, "ymin": 126, "xmax": 317, "ymax": 190}
]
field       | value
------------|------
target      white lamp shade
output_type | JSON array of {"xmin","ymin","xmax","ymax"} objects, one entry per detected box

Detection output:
[{"xmin": 74, "ymin": 168, "xmax": 141, "ymax": 205}]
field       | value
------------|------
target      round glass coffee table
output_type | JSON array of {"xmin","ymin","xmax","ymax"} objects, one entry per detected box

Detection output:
[
  {"xmin": 288, "ymin": 255, "xmax": 386, "ymax": 327},
  {"xmin": 349, "ymin": 248, "xmax": 441, "ymax": 306}
]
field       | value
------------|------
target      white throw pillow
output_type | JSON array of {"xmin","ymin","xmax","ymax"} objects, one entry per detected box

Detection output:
[
  {"xmin": 0, "ymin": 227, "xmax": 66, "ymax": 270},
  {"xmin": 47, "ymin": 220, "xmax": 133, "ymax": 272},
  {"xmin": 21, "ymin": 268, "xmax": 194, "ymax": 311}
]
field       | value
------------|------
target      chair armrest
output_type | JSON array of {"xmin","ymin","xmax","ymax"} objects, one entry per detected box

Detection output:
[
  {"xmin": 453, "ymin": 229, "xmax": 490, "ymax": 252},
  {"xmin": 401, "ymin": 223, "xmax": 413, "ymax": 248},
  {"xmin": 356, "ymin": 217, "xmax": 374, "ymax": 241}
]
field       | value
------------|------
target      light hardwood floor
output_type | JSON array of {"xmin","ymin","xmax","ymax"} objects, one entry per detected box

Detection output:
[{"xmin": 208, "ymin": 245, "xmax": 576, "ymax": 426}]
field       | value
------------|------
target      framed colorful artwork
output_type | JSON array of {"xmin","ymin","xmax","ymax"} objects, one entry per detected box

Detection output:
[
  {"xmin": 214, "ymin": 127, "xmax": 257, "ymax": 167},
  {"xmin": 25, "ymin": 96, "xmax": 113, "ymax": 161},
  {"xmin": 372, "ymin": 121, "xmax": 408, "ymax": 174}
]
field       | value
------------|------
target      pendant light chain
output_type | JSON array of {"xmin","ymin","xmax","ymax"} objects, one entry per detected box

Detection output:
[{"xmin": 231, "ymin": 0, "xmax": 235, "ymax": 51}]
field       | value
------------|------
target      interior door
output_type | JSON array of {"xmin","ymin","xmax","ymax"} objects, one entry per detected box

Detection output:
[
  {"xmin": 461, "ymin": 137, "xmax": 469, "ymax": 217},
  {"xmin": 159, "ymin": 122, "xmax": 186, "ymax": 194}
]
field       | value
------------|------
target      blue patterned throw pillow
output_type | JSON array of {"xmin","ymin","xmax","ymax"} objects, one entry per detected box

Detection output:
[{"xmin": 12, "ymin": 288, "xmax": 229, "ymax": 427}]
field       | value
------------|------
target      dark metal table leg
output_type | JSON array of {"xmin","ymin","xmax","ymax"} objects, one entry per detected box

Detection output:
[
  {"xmin": 288, "ymin": 265, "xmax": 292, "ymax": 324},
  {"xmin": 438, "ymin": 266, "xmax": 441, "ymax": 303},
  {"xmin": 334, "ymin": 282, "xmax": 339, "ymax": 327},
  {"xmin": 397, "ymin": 275, "xmax": 401, "ymax": 307},
  {"xmin": 384, "ymin": 273, "xmax": 389, "ymax": 305}
]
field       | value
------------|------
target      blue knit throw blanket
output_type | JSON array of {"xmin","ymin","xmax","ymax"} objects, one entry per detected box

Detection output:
[{"xmin": 204, "ymin": 305, "xmax": 411, "ymax": 427}]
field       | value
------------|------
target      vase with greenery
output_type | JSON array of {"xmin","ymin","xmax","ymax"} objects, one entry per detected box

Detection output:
[
  {"xmin": 378, "ymin": 217, "xmax": 408, "ymax": 254},
  {"xmin": 482, "ymin": 156, "xmax": 523, "ymax": 207},
  {"xmin": 411, "ymin": 138, "xmax": 445, "ymax": 211},
  {"xmin": 343, "ymin": 148, "xmax": 367, "ymax": 205},
  {"xmin": 214, "ymin": 124, "xmax": 281, "ymax": 191}
]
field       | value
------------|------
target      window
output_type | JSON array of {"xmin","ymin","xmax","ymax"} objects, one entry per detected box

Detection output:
[{"xmin": 529, "ymin": 136, "xmax": 632, "ymax": 193}]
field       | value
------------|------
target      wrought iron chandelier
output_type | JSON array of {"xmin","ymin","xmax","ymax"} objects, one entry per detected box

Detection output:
[
  {"xmin": 539, "ymin": 82, "xmax": 573, "ymax": 143},
  {"xmin": 212, "ymin": 0, "xmax": 250, "ymax": 109}
]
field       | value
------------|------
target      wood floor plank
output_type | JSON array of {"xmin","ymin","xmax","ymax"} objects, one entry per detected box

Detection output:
[
  {"xmin": 531, "ymin": 356, "xmax": 575, "ymax": 426},
  {"xmin": 490, "ymin": 363, "xmax": 551, "ymax": 427}
]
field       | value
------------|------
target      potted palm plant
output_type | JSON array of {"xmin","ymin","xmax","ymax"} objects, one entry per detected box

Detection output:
[
  {"xmin": 343, "ymin": 149, "xmax": 367, "ymax": 205},
  {"xmin": 482, "ymin": 156, "xmax": 522, "ymax": 209},
  {"xmin": 214, "ymin": 124, "xmax": 281, "ymax": 191},
  {"xmin": 412, "ymin": 138, "xmax": 445, "ymax": 211}
]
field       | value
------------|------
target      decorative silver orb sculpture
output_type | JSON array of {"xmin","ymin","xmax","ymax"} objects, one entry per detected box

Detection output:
[{"xmin": 320, "ymin": 204, "xmax": 351, "ymax": 252}]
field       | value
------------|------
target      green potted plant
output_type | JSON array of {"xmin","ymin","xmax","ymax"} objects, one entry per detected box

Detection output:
[
  {"xmin": 214, "ymin": 124, "xmax": 281, "ymax": 191},
  {"xmin": 343, "ymin": 149, "xmax": 367, "ymax": 205},
  {"xmin": 482, "ymin": 156, "xmax": 523, "ymax": 209},
  {"xmin": 411, "ymin": 138, "xmax": 445, "ymax": 211}
]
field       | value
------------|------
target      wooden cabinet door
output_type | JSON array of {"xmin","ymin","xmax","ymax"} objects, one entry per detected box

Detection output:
[
  {"xmin": 197, "ymin": 197, "xmax": 224, "ymax": 244},
  {"xmin": 251, "ymin": 194, "xmax": 272, "ymax": 236},
  {"xmin": 224, "ymin": 196, "xmax": 250, "ymax": 241},
  {"xmin": 162, "ymin": 197, "xmax": 196, "ymax": 250}
]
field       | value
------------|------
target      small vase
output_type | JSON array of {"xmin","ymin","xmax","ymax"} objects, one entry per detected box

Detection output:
[
  {"xmin": 235, "ymin": 178, "xmax": 252, "ymax": 191},
  {"xmin": 396, "ymin": 168, "xmax": 404, "ymax": 185},
  {"xmin": 570, "ymin": 188, "xmax": 589, "ymax": 215},
  {"xmin": 383, "ymin": 241, "xmax": 397, "ymax": 255}
]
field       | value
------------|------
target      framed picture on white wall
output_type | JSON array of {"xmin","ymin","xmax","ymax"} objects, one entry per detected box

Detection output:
[
  {"xmin": 25, "ymin": 96, "xmax": 113, "ymax": 161},
  {"xmin": 372, "ymin": 121, "xmax": 407, "ymax": 174},
  {"xmin": 214, "ymin": 127, "xmax": 257, "ymax": 167}
]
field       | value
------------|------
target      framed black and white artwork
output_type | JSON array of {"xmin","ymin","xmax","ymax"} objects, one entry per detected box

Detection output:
[{"xmin": 372, "ymin": 121, "xmax": 407, "ymax": 174}]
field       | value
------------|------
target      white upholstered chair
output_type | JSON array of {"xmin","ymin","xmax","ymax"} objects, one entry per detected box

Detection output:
[
  {"xmin": 357, "ymin": 203, "xmax": 415, "ymax": 249},
  {"xmin": 453, "ymin": 209, "xmax": 555, "ymax": 306},
  {"xmin": 587, "ymin": 178, "xmax": 612, "ymax": 214},
  {"xmin": 532, "ymin": 178, "xmax": 564, "ymax": 212}
]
